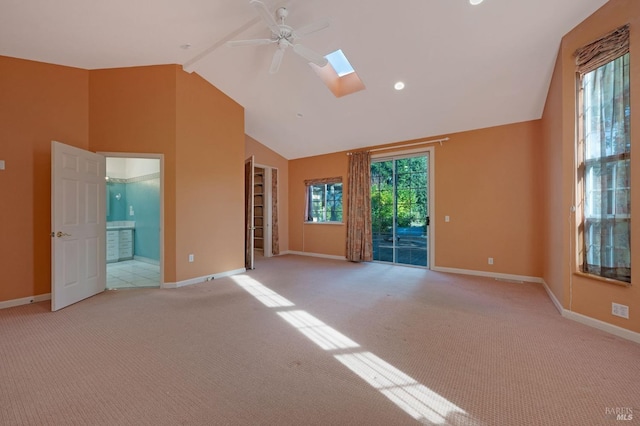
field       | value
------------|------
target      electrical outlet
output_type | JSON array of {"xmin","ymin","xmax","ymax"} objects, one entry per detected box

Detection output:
[
  {"xmin": 188, "ymin": 254, "xmax": 194, "ymax": 263},
  {"xmin": 488, "ymin": 257, "xmax": 494, "ymax": 265},
  {"xmin": 612, "ymin": 303, "xmax": 629, "ymax": 319}
]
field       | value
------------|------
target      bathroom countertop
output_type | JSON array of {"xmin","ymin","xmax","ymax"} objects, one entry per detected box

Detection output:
[{"xmin": 107, "ymin": 221, "xmax": 135, "ymax": 230}]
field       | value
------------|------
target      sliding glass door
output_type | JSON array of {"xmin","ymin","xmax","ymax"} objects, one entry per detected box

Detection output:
[{"xmin": 371, "ymin": 154, "xmax": 429, "ymax": 267}]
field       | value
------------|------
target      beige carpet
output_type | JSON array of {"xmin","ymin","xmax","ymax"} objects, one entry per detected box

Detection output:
[{"xmin": 1, "ymin": 255, "xmax": 638, "ymax": 425}]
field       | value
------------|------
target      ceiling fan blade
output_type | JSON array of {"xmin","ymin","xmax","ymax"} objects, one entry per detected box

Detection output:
[
  {"xmin": 270, "ymin": 48, "xmax": 286, "ymax": 74},
  {"xmin": 227, "ymin": 38, "xmax": 274, "ymax": 47},
  {"xmin": 250, "ymin": 0, "xmax": 281, "ymax": 35},
  {"xmin": 292, "ymin": 18, "xmax": 330, "ymax": 39},
  {"xmin": 293, "ymin": 44, "xmax": 328, "ymax": 67}
]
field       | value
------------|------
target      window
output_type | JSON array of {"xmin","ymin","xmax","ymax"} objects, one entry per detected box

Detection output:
[
  {"xmin": 325, "ymin": 49, "xmax": 355, "ymax": 77},
  {"xmin": 576, "ymin": 25, "xmax": 631, "ymax": 283},
  {"xmin": 305, "ymin": 178, "xmax": 343, "ymax": 223}
]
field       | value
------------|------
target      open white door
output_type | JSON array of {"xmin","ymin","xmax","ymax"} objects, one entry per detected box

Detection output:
[{"xmin": 51, "ymin": 141, "xmax": 106, "ymax": 311}]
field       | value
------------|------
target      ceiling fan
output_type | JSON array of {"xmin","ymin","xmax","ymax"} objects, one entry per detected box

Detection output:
[{"xmin": 227, "ymin": 0, "xmax": 330, "ymax": 74}]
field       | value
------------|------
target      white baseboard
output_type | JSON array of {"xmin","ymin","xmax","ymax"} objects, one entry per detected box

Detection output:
[
  {"xmin": 431, "ymin": 266, "xmax": 543, "ymax": 284},
  {"xmin": 540, "ymin": 279, "xmax": 564, "ymax": 314},
  {"xmin": 539, "ymin": 279, "xmax": 639, "ymax": 343},
  {"xmin": 562, "ymin": 310, "xmax": 640, "ymax": 344},
  {"xmin": 286, "ymin": 250, "xmax": 347, "ymax": 261},
  {"xmin": 163, "ymin": 267, "xmax": 246, "ymax": 289},
  {"xmin": 0, "ymin": 293, "xmax": 51, "ymax": 310}
]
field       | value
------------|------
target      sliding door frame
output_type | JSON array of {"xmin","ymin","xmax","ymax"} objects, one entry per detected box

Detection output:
[{"xmin": 371, "ymin": 146, "xmax": 435, "ymax": 269}]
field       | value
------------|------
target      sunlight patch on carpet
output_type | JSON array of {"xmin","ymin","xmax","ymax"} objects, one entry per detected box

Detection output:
[
  {"xmin": 233, "ymin": 275, "xmax": 470, "ymax": 424},
  {"xmin": 232, "ymin": 275, "xmax": 295, "ymax": 308},
  {"xmin": 335, "ymin": 351, "xmax": 466, "ymax": 424},
  {"xmin": 277, "ymin": 310, "xmax": 360, "ymax": 351}
]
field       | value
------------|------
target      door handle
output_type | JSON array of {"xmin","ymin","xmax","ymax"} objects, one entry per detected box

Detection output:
[{"xmin": 56, "ymin": 231, "xmax": 72, "ymax": 238}]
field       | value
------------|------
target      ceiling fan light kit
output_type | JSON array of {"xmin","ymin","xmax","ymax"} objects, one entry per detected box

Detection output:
[{"xmin": 228, "ymin": 0, "xmax": 330, "ymax": 74}]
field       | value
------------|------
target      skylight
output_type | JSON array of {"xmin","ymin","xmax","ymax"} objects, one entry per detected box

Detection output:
[{"xmin": 325, "ymin": 49, "xmax": 355, "ymax": 77}]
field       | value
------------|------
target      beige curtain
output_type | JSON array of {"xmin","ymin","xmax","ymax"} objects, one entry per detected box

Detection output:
[
  {"xmin": 346, "ymin": 151, "xmax": 372, "ymax": 262},
  {"xmin": 271, "ymin": 169, "xmax": 280, "ymax": 255}
]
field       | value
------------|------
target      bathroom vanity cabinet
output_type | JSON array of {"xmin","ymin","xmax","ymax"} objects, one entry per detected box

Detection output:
[{"xmin": 106, "ymin": 222, "xmax": 135, "ymax": 263}]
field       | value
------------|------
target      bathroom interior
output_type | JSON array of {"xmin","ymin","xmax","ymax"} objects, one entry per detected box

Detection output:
[{"xmin": 106, "ymin": 157, "xmax": 161, "ymax": 289}]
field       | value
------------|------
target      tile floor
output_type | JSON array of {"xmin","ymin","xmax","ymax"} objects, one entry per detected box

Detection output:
[{"xmin": 107, "ymin": 260, "xmax": 160, "ymax": 289}]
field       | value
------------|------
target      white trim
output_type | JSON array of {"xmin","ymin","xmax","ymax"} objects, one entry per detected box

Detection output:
[
  {"xmin": 431, "ymin": 266, "xmax": 544, "ymax": 284},
  {"xmin": 163, "ymin": 268, "xmax": 246, "ymax": 289},
  {"xmin": 287, "ymin": 251, "xmax": 347, "ymax": 261},
  {"xmin": 541, "ymin": 279, "xmax": 564, "ymax": 314},
  {"xmin": 539, "ymin": 281, "xmax": 640, "ymax": 344},
  {"xmin": 99, "ymin": 152, "xmax": 165, "ymax": 291},
  {"xmin": 0, "ymin": 293, "xmax": 51, "ymax": 310},
  {"xmin": 437, "ymin": 270, "xmax": 640, "ymax": 344},
  {"xmin": 562, "ymin": 310, "xmax": 640, "ymax": 344}
]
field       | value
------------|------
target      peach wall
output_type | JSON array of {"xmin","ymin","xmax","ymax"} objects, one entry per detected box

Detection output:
[
  {"xmin": 287, "ymin": 122, "xmax": 543, "ymax": 274},
  {"xmin": 245, "ymin": 135, "xmax": 289, "ymax": 253},
  {"xmin": 288, "ymin": 151, "xmax": 348, "ymax": 257},
  {"xmin": 0, "ymin": 56, "xmax": 89, "ymax": 302},
  {"xmin": 434, "ymin": 121, "xmax": 542, "ymax": 277},
  {"xmin": 540, "ymin": 48, "xmax": 566, "ymax": 307},
  {"xmin": 175, "ymin": 70, "xmax": 245, "ymax": 279},
  {"xmin": 541, "ymin": 0, "xmax": 639, "ymax": 333},
  {"xmin": 88, "ymin": 65, "xmax": 178, "ymax": 282}
]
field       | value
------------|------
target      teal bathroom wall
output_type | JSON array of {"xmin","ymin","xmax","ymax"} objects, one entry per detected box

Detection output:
[
  {"xmin": 106, "ymin": 176, "xmax": 160, "ymax": 261},
  {"xmin": 127, "ymin": 176, "xmax": 160, "ymax": 261}
]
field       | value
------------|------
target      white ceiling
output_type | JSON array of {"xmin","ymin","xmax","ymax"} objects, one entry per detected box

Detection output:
[{"xmin": 0, "ymin": 0, "xmax": 608, "ymax": 159}]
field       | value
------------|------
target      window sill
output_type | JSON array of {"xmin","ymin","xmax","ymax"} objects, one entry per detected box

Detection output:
[
  {"xmin": 573, "ymin": 271, "xmax": 631, "ymax": 287},
  {"xmin": 304, "ymin": 221, "xmax": 344, "ymax": 226}
]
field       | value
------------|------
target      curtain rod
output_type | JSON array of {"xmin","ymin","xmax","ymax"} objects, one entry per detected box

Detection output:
[{"xmin": 347, "ymin": 137, "xmax": 450, "ymax": 155}]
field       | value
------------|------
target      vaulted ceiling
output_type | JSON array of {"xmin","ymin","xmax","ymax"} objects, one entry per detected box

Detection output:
[{"xmin": 0, "ymin": 0, "xmax": 609, "ymax": 158}]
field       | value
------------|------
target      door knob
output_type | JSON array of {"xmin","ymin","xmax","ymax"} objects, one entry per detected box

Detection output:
[{"xmin": 56, "ymin": 231, "xmax": 72, "ymax": 237}]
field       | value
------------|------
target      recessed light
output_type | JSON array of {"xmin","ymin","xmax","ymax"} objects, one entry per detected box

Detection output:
[
  {"xmin": 394, "ymin": 81, "xmax": 405, "ymax": 91},
  {"xmin": 469, "ymin": 0, "xmax": 483, "ymax": 5}
]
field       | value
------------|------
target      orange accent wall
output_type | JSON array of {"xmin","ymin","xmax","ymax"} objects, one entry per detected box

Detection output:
[
  {"xmin": 245, "ymin": 135, "xmax": 289, "ymax": 253},
  {"xmin": 89, "ymin": 65, "xmax": 178, "ymax": 281},
  {"xmin": 0, "ymin": 56, "xmax": 89, "ymax": 302},
  {"xmin": 175, "ymin": 70, "xmax": 245, "ymax": 279},
  {"xmin": 89, "ymin": 65, "xmax": 245, "ymax": 283},
  {"xmin": 289, "ymin": 151, "xmax": 348, "ymax": 257},
  {"xmin": 541, "ymin": 0, "xmax": 639, "ymax": 333}
]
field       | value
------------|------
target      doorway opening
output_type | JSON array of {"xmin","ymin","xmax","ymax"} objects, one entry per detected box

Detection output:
[
  {"xmin": 104, "ymin": 155, "xmax": 163, "ymax": 289},
  {"xmin": 371, "ymin": 150, "xmax": 432, "ymax": 268},
  {"xmin": 245, "ymin": 157, "xmax": 280, "ymax": 270}
]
